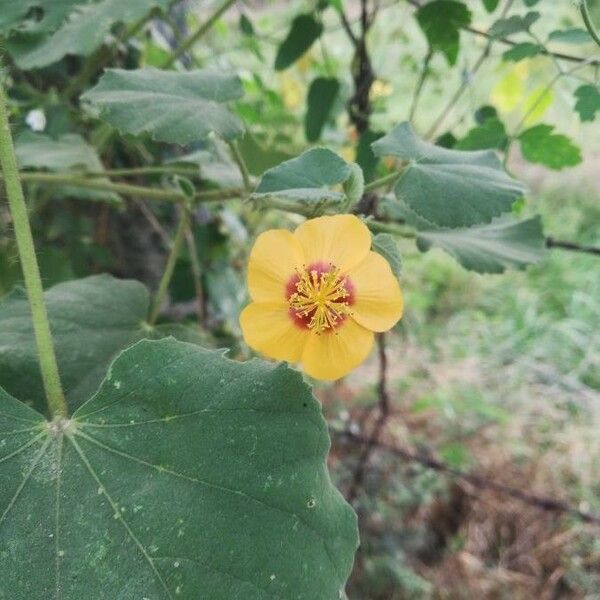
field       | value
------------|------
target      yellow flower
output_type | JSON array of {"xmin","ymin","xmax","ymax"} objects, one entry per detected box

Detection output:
[{"xmin": 240, "ymin": 215, "xmax": 404, "ymax": 381}]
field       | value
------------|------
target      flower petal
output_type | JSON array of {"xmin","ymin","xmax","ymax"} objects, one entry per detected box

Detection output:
[
  {"xmin": 248, "ymin": 230, "xmax": 305, "ymax": 302},
  {"xmin": 348, "ymin": 251, "xmax": 404, "ymax": 332},
  {"xmin": 294, "ymin": 214, "xmax": 371, "ymax": 272},
  {"xmin": 240, "ymin": 302, "xmax": 309, "ymax": 362},
  {"xmin": 301, "ymin": 319, "xmax": 374, "ymax": 381}
]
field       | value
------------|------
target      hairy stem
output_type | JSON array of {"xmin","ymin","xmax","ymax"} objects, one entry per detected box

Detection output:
[
  {"xmin": 228, "ymin": 140, "xmax": 252, "ymax": 191},
  {"xmin": 7, "ymin": 171, "xmax": 243, "ymax": 203},
  {"xmin": 0, "ymin": 78, "xmax": 68, "ymax": 418},
  {"xmin": 148, "ymin": 208, "xmax": 189, "ymax": 325},
  {"xmin": 363, "ymin": 171, "xmax": 401, "ymax": 192}
]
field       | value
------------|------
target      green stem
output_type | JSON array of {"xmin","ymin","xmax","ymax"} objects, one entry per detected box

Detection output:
[
  {"xmin": 581, "ymin": 0, "xmax": 600, "ymax": 49},
  {"xmin": 363, "ymin": 171, "xmax": 402, "ymax": 193},
  {"xmin": 365, "ymin": 219, "xmax": 416, "ymax": 238},
  {"xmin": 162, "ymin": 0, "xmax": 238, "ymax": 68},
  {"xmin": 228, "ymin": 140, "xmax": 252, "ymax": 191},
  {"xmin": 0, "ymin": 78, "xmax": 68, "ymax": 418},
  {"xmin": 9, "ymin": 171, "xmax": 243, "ymax": 203},
  {"xmin": 77, "ymin": 165, "xmax": 200, "ymax": 178},
  {"xmin": 148, "ymin": 209, "xmax": 189, "ymax": 325}
]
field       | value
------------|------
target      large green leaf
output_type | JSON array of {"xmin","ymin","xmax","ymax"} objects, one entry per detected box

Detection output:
[
  {"xmin": 0, "ymin": 275, "xmax": 209, "ymax": 414},
  {"xmin": 8, "ymin": 0, "xmax": 171, "ymax": 69},
  {"xmin": 518, "ymin": 124, "xmax": 582, "ymax": 170},
  {"xmin": 252, "ymin": 148, "xmax": 353, "ymax": 210},
  {"xmin": 574, "ymin": 84, "xmax": 600, "ymax": 122},
  {"xmin": 274, "ymin": 14, "xmax": 323, "ymax": 71},
  {"xmin": 82, "ymin": 68, "xmax": 244, "ymax": 143},
  {"xmin": 305, "ymin": 77, "xmax": 340, "ymax": 142},
  {"xmin": 372, "ymin": 122, "xmax": 525, "ymax": 228},
  {"xmin": 415, "ymin": 0, "xmax": 471, "ymax": 65},
  {"xmin": 0, "ymin": 338, "xmax": 358, "ymax": 598},
  {"xmin": 416, "ymin": 216, "xmax": 547, "ymax": 273}
]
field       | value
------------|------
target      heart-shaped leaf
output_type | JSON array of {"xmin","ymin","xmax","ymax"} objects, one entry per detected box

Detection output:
[
  {"xmin": 372, "ymin": 122, "xmax": 525, "ymax": 228},
  {"xmin": 252, "ymin": 148, "xmax": 354, "ymax": 211},
  {"xmin": 82, "ymin": 68, "xmax": 244, "ymax": 144},
  {"xmin": 0, "ymin": 338, "xmax": 358, "ymax": 597}
]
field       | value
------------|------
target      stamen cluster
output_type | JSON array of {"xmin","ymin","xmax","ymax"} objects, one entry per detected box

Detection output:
[{"xmin": 288, "ymin": 265, "xmax": 352, "ymax": 333}]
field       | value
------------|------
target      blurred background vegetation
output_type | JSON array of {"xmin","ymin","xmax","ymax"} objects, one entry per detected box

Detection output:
[{"xmin": 1, "ymin": 0, "xmax": 599, "ymax": 597}]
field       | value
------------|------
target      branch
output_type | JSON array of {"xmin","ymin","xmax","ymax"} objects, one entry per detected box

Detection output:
[
  {"xmin": 9, "ymin": 171, "xmax": 244, "ymax": 203},
  {"xmin": 405, "ymin": 0, "xmax": 599, "ymax": 66},
  {"xmin": 347, "ymin": 333, "xmax": 391, "ymax": 502},
  {"xmin": 147, "ymin": 207, "xmax": 188, "ymax": 325},
  {"xmin": 338, "ymin": 10, "xmax": 360, "ymax": 47},
  {"xmin": 334, "ymin": 428, "xmax": 600, "ymax": 525},
  {"xmin": 547, "ymin": 237, "xmax": 600, "ymax": 256}
]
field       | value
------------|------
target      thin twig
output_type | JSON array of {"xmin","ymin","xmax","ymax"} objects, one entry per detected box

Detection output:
[
  {"xmin": 547, "ymin": 237, "xmax": 600, "ymax": 256},
  {"xmin": 334, "ymin": 428, "xmax": 600, "ymax": 525},
  {"xmin": 147, "ymin": 208, "xmax": 188, "ymax": 325},
  {"xmin": 347, "ymin": 333, "xmax": 391, "ymax": 502},
  {"xmin": 228, "ymin": 140, "xmax": 252, "ymax": 192},
  {"xmin": 184, "ymin": 221, "xmax": 206, "ymax": 324},
  {"xmin": 162, "ymin": 0, "xmax": 238, "ymax": 68},
  {"xmin": 409, "ymin": 49, "xmax": 432, "ymax": 124},
  {"xmin": 426, "ymin": 0, "xmax": 515, "ymax": 140}
]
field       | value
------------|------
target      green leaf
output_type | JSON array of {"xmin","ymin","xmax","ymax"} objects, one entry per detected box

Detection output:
[
  {"xmin": 518, "ymin": 124, "xmax": 582, "ymax": 170},
  {"xmin": 502, "ymin": 41, "xmax": 543, "ymax": 62},
  {"xmin": 372, "ymin": 234, "xmax": 402, "ymax": 277},
  {"xmin": 0, "ymin": 0, "xmax": 81, "ymax": 35},
  {"xmin": 416, "ymin": 0, "xmax": 472, "ymax": 65},
  {"xmin": 0, "ymin": 275, "xmax": 148, "ymax": 413},
  {"xmin": 8, "ymin": 0, "xmax": 171, "ymax": 69},
  {"xmin": 252, "ymin": 148, "xmax": 353, "ymax": 209},
  {"xmin": 488, "ymin": 11, "xmax": 540, "ymax": 38},
  {"xmin": 236, "ymin": 134, "xmax": 294, "ymax": 177},
  {"xmin": 372, "ymin": 122, "xmax": 525, "ymax": 228},
  {"xmin": 14, "ymin": 132, "xmax": 120, "ymax": 204},
  {"xmin": 574, "ymin": 84, "xmax": 600, "ymax": 122},
  {"xmin": 82, "ymin": 68, "xmax": 244, "ymax": 143},
  {"xmin": 482, "ymin": 0, "xmax": 500, "ymax": 11},
  {"xmin": 416, "ymin": 216, "xmax": 547, "ymax": 273},
  {"xmin": 0, "ymin": 338, "xmax": 358, "ymax": 597},
  {"xmin": 0, "ymin": 275, "xmax": 211, "ymax": 414},
  {"xmin": 239, "ymin": 14, "xmax": 254, "ymax": 36},
  {"xmin": 548, "ymin": 27, "xmax": 593, "ymax": 44},
  {"xmin": 274, "ymin": 14, "xmax": 323, "ymax": 71},
  {"xmin": 305, "ymin": 77, "xmax": 340, "ymax": 142},
  {"xmin": 15, "ymin": 131, "xmax": 104, "ymax": 172},
  {"xmin": 456, "ymin": 118, "xmax": 507, "ymax": 151}
]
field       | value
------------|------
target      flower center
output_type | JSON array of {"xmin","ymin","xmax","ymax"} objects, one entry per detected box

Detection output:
[{"xmin": 287, "ymin": 262, "xmax": 354, "ymax": 333}]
